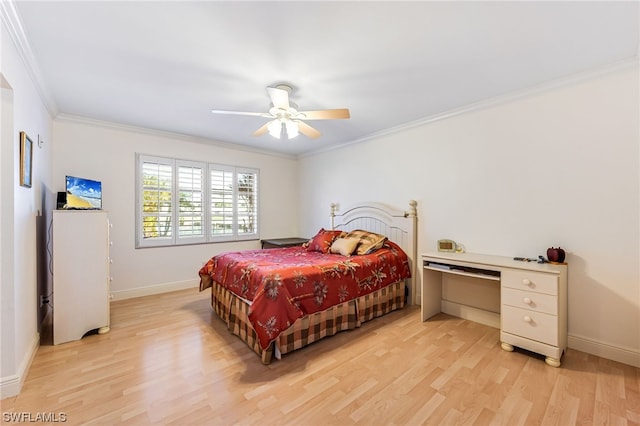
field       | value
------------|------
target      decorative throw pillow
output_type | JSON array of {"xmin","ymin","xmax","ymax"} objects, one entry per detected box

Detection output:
[
  {"xmin": 306, "ymin": 228, "xmax": 344, "ymax": 253},
  {"xmin": 330, "ymin": 237, "xmax": 361, "ymax": 257},
  {"xmin": 346, "ymin": 229, "xmax": 387, "ymax": 255}
]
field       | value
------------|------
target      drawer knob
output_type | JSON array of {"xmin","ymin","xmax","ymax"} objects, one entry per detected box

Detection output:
[
  {"xmin": 523, "ymin": 315, "xmax": 532, "ymax": 323},
  {"xmin": 522, "ymin": 278, "xmax": 532, "ymax": 286},
  {"xmin": 523, "ymin": 297, "xmax": 532, "ymax": 305}
]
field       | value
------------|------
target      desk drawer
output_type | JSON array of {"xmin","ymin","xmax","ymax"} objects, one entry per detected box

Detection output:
[
  {"xmin": 502, "ymin": 287, "xmax": 557, "ymax": 315},
  {"xmin": 501, "ymin": 270, "xmax": 558, "ymax": 295},
  {"xmin": 501, "ymin": 305, "xmax": 558, "ymax": 346}
]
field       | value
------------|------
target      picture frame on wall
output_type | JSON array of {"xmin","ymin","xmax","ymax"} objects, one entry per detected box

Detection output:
[{"xmin": 20, "ymin": 131, "xmax": 33, "ymax": 188}]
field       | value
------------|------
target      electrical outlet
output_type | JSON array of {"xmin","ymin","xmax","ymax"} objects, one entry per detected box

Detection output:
[{"xmin": 39, "ymin": 295, "xmax": 47, "ymax": 307}]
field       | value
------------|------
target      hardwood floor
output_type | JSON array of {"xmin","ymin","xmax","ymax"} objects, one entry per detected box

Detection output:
[{"xmin": 2, "ymin": 288, "xmax": 639, "ymax": 425}]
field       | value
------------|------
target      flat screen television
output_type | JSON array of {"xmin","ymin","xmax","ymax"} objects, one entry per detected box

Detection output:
[{"xmin": 65, "ymin": 175, "xmax": 102, "ymax": 209}]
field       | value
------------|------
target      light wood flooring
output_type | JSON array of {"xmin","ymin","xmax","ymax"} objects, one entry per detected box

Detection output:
[{"xmin": 2, "ymin": 288, "xmax": 639, "ymax": 425}]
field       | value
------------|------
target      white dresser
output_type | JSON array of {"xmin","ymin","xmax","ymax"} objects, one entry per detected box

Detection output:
[
  {"xmin": 52, "ymin": 210, "xmax": 111, "ymax": 345},
  {"xmin": 422, "ymin": 252, "xmax": 567, "ymax": 367}
]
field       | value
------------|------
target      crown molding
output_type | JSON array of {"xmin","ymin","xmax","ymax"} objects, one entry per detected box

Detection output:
[
  {"xmin": 54, "ymin": 113, "xmax": 296, "ymax": 160},
  {"xmin": 0, "ymin": 0, "xmax": 58, "ymax": 116},
  {"xmin": 301, "ymin": 55, "xmax": 639, "ymax": 159}
]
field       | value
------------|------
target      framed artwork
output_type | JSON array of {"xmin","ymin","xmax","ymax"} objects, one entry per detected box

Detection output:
[{"xmin": 20, "ymin": 131, "xmax": 33, "ymax": 188}]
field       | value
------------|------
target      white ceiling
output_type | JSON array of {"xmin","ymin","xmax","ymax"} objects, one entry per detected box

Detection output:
[{"xmin": 10, "ymin": 1, "xmax": 640, "ymax": 156}]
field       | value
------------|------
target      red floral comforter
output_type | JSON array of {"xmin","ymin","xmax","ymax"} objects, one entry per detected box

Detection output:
[{"xmin": 198, "ymin": 241, "xmax": 411, "ymax": 349}]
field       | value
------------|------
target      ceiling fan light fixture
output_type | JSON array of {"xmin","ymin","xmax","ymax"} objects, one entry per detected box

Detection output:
[
  {"xmin": 285, "ymin": 120, "xmax": 299, "ymax": 139},
  {"xmin": 268, "ymin": 120, "xmax": 282, "ymax": 139},
  {"xmin": 267, "ymin": 119, "xmax": 299, "ymax": 140}
]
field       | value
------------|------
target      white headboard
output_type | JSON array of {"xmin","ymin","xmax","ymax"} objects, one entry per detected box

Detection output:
[{"xmin": 330, "ymin": 200, "xmax": 418, "ymax": 305}]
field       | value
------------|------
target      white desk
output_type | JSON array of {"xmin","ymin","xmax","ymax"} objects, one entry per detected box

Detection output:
[{"xmin": 422, "ymin": 252, "xmax": 567, "ymax": 367}]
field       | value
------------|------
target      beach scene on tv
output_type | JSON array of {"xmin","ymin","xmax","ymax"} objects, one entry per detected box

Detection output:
[{"xmin": 65, "ymin": 176, "xmax": 102, "ymax": 209}]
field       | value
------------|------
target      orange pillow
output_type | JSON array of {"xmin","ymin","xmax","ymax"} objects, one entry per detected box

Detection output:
[{"xmin": 306, "ymin": 228, "xmax": 344, "ymax": 253}]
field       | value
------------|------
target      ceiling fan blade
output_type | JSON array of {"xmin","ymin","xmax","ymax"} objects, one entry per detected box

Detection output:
[
  {"xmin": 267, "ymin": 87, "xmax": 290, "ymax": 110},
  {"xmin": 298, "ymin": 109, "xmax": 350, "ymax": 120},
  {"xmin": 296, "ymin": 120, "xmax": 321, "ymax": 139},
  {"xmin": 252, "ymin": 121, "xmax": 271, "ymax": 137},
  {"xmin": 211, "ymin": 110, "xmax": 271, "ymax": 117}
]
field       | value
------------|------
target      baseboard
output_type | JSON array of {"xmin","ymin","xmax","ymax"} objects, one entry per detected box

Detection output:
[
  {"xmin": 568, "ymin": 334, "xmax": 640, "ymax": 368},
  {"xmin": 110, "ymin": 279, "xmax": 199, "ymax": 301},
  {"xmin": 441, "ymin": 300, "xmax": 501, "ymax": 329},
  {"xmin": 0, "ymin": 332, "xmax": 40, "ymax": 399}
]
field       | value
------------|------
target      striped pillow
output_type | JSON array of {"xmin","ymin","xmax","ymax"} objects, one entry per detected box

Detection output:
[{"xmin": 346, "ymin": 229, "xmax": 387, "ymax": 255}]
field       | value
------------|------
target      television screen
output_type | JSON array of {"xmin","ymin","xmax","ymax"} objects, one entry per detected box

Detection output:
[{"xmin": 65, "ymin": 176, "xmax": 102, "ymax": 209}]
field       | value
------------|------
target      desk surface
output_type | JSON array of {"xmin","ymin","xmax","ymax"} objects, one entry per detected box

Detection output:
[{"xmin": 422, "ymin": 251, "xmax": 566, "ymax": 274}]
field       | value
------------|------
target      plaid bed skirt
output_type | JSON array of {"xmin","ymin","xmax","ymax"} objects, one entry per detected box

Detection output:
[{"xmin": 210, "ymin": 280, "xmax": 406, "ymax": 364}]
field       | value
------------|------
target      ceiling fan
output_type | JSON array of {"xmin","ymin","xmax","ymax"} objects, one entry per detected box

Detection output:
[{"xmin": 211, "ymin": 84, "xmax": 350, "ymax": 140}]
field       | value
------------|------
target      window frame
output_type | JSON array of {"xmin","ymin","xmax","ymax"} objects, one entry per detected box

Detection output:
[{"xmin": 136, "ymin": 154, "xmax": 259, "ymax": 248}]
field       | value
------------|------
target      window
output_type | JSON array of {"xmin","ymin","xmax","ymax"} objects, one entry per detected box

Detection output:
[
  {"xmin": 177, "ymin": 162, "xmax": 205, "ymax": 239},
  {"xmin": 210, "ymin": 166, "xmax": 234, "ymax": 238},
  {"xmin": 136, "ymin": 154, "xmax": 259, "ymax": 247},
  {"xmin": 236, "ymin": 169, "xmax": 258, "ymax": 237}
]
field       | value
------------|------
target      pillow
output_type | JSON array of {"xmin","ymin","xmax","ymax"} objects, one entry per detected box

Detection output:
[
  {"xmin": 346, "ymin": 229, "xmax": 387, "ymax": 255},
  {"xmin": 306, "ymin": 228, "xmax": 344, "ymax": 253},
  {"xmin": 330, "ymin": 237, "xmax": 360, "ymax": 257}
]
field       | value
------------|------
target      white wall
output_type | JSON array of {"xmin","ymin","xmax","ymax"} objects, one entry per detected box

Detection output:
[
  {"xmin": 1, "ymin": 23, "xmax": 54, "ymax": 397},
  {"xmin": 298, "ymin": 62, "xmax": 640, "ymax": 366},
  {"xmin": 52, "ymin": 119, "xmax": 299, "ymax": 299}
]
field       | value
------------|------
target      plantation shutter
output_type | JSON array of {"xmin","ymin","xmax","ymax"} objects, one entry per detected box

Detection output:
[
  {"xmin": 177, "ymin": 161, "xmax": 205, "ymax": 244},
  {"xmin": 236, "ymin": 168, "xmax": 258, "ymax": 239},
  {"xmin": 139, "ymin": 156, "xmax": 174, "ymax": 247},
  {"xmin": 210, "ymin": 165, "xmax": 235, "ymax": 240}
]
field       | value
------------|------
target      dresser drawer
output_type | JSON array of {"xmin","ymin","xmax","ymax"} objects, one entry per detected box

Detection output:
[
  {"xmin": 502, "ymin": 287, "xmax": 558, "ymax": 315},
  {"xmin": 501, "ymin": 269, "xmax": 558, "ymax": 295},
  {"xmin": 501, "ymin": 305, "xmax": 558, "ymax": 346}
]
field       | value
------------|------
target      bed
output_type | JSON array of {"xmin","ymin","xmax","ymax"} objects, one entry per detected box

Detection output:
[{"xmin": 198, "ymin": 200, "xmax": 418, "ymax": 364}]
